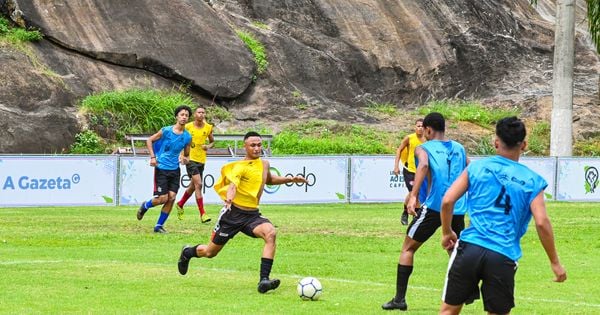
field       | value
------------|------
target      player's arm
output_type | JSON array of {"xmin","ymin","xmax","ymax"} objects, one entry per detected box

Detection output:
[
  {"xmin": 146, "ymin": 129, "xmax": 163, "ymax": 166},
  {"xmin": 203, "ymin": 129, "xmax": 215, "ymax": 150},
  {"xmin": 266, "ymin": 166, "xmax": 307, "ymax": 186},
  {"xmin": 440, "ymin": 170, "xmax": 469, "ymax": 250},
  {"xmin": 530, "ymin": 191, "xmax": 567, "ymax": 282},
  {"xmin": 224, "ymin": 182, "xmax": 237, "ymax": 210},
  {"xmin": 393, "ymin": 136, "xmax": 410, "ymax": 175},
  {"xmin": 406, "ymin": 146, "xmax": 428, "ymax": 214},
  {"xmin": 181, "ymin": 143, "xmax": 191, "ymax": 165}
]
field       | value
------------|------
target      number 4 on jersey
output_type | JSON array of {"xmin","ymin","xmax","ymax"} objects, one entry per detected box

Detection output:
[{"xmin": 495, "ymin": 186, "xmax": 512, "ymax": 214}]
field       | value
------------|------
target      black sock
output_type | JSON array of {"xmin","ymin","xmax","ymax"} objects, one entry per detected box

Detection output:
[
  {"xmin": 260, "ymin": 257, "xmax": 274, "ymax": 280},
  {"xmin": 183, "ymin": 245, "xmax": 199, "ymax": 259},
  {"xmin": 395, "ymin": 264, "xmax": 413, "ymax": 301}
]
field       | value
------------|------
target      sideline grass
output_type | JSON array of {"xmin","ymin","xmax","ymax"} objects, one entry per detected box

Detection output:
[{"xmin": 1, "ymin": 202, "xmax": 598, "ymax": 314}]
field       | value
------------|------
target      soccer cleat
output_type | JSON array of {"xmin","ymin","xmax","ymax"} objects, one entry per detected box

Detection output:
[
  {"xmin": 400, "ymin": 210, "xmax": 409, "ymax": 225},
  {"xmin": 154, "ymin": 226, "xmax": 168, "ymax": 234},
  {"xmin": 176, "ymin": 203, "xmax": 184, "ymax": 220},
  {"xmin": 257, "ymin": 278, "xmax": 281, "ymax": 293},
  {"xmin": 201, "ymin": 213, "xmax": 211, "ymax": 223},
  {"xmin": 178, "ymin": 245, "xmax": 192, "ymax": 275},
  {"xmin": 137, "ymin": 203, "xmax": 147, "ymax": 221},
  {"xmin": 382, "ymin": 298, "xmax": 408, "ymax": 311}
]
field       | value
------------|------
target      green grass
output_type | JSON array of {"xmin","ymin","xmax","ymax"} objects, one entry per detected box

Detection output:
[
  {"xmin": 1, "ymin": 202, "xmax": 598, "ymax": 314},
  {"xmin": 0, "ymin": 17, "xmax": 43, "ymax": 44},
  {"xmin": 272, "ymin": 120, "xmax": 396, "ymax": 154},
  {"xmin": 236, "ymin": 30, "xmax": 268, "ymax": 77},
  {"xmin": 418, "ymin": 100, "xmax": 521, "ymax": 127}
]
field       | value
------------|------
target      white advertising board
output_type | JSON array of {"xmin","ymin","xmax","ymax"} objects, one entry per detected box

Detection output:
[
  {"xmin": 119, "ymin": 156, "xmax": 348, "ymax": 206},
  {"xmin": 0, "ymin": 156, "xmax": 117, "ymax": 206},
  {"xmin": 350, "ymin": 156, "xmax": 408, "ymax": 202},
  {"xmin": 556, "ymin": 158, "xmax": 600, "ymax": 201}
]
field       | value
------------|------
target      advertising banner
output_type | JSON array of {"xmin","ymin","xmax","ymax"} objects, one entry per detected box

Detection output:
[
  {"xmin": 0, "ymin": 156, "xmax": 117, "ymax": 206},
  {"xmin": 350, "ymin": 156, "xmax": 408, "ymax": 202},
  {"xmin": 556, "ymin": 158, "xmax": 600, "ymax": 201},
  {"xmin": 119, "ymin": 156, "xmax": 348, "ymax": 206}
]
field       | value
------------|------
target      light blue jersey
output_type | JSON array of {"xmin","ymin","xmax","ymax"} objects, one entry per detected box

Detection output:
[
  {"xmin": 419, "ymin": 140, "xmax": 468, "ymax": 214},
  {"xmin": 460, "ymin": 156, "xmax": 547, "ymax": 261},
  {"xmin": 154, "ymin": 126, "xmax": 192, "ymax": 171}
]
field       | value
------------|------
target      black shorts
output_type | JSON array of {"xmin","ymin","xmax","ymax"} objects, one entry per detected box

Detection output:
[
  {"xmin": 153, "ymin": 168, "xmax": 181, "ymax": 196},
  {"xmin": 406, "ymin": 206, "xmax": 464, "ymax": 243},
  {"xmin": 185, "ymin": 161, "xmax": 205, "ymax": 177},
  {"xmin": 211, "ymin": 204, "xmax": 272, "ymax": 245},
  {"xmin": 402, "ymin": 169, "xmax": 415, "ymax": 191},
  {"xmin": 442, "ymin": 241, "xmax": 517, "ymax": 314}
]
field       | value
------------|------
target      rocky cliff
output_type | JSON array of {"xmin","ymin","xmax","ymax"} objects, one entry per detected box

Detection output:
[{"xmin": 0, "ymin": 0, "xmax": 598, "ymax": 153}]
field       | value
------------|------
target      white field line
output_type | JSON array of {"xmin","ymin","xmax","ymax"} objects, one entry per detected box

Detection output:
[{"xmin": 3, "ymin": 259, "xmax": 600, "ymax": 309}]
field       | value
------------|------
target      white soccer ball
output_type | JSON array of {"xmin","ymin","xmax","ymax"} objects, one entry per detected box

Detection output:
[{"xmin": 297, "ymin": 277, "xmax": 323, "ymax": 301}]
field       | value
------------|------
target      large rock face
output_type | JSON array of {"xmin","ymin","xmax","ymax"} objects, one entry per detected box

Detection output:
[{"xmin": 0, "ymin": 0, "xmax": 598, "ymax": 153}]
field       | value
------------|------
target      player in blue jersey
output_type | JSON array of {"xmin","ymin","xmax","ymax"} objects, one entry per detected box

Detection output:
[
  {"xmin": 439, "ymin": 116, "xmax": 566, "ymax": 314},
  {"xmin": 136, "ymin": 105, "xmax": 193, "ymax": 233},
  {"xmin": 383, "ymin": 112, "xmax": 468, "ymax": 311}
]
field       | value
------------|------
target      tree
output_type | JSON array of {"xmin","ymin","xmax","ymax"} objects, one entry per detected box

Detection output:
[{"xmin": 531, "ymin": 0, "xmax": 599, "ymax": 156}]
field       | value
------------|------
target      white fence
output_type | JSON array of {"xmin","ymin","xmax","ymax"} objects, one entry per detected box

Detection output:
[{"xmin": 1, "ymin": 155, "xmax": 599, "ymax": 206}]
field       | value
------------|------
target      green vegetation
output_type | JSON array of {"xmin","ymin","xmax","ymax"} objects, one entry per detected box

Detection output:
[
  {"xmin": 69, "ymin": 130, "xmax": 105, "ymax": 154},
  {"xmin": 1, "ymin": 202, "xmax": 598, "ymax": 313},
  {"xmin": 526, "ymin": 121, "xmax": 550, "ymax": 156},
  {"xmin": 418, "ymin": 100, "xmax": 520, "ymax": 127},
  {"xmin": 574, "ymin": 136, "xmax": 600, "ymax": 156},
  {"xmin": 251, "ymin": 20, "xmax": 270, "ymax": 30},
  {"xmin": 0, "ymin": 17, "xmax": 43, "ymax": 44},
  {"xmin": 80, "ymin": 89, "xmax": 191, "ymax": 140},
  {"xmin": 236, "ymin": 30, "xmax": 268, "ymax": 78},
  {"xmin": 272, "ymin": 120, "xmax": 396, "ymax": 155},
  {"xmin": 366, "ymin": 101, "xmax": 399, "ymax": 117}
]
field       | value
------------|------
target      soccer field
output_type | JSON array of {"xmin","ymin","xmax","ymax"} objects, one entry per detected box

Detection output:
[{"xmin": 1, "ymin": 202, "xmax": 599, "ymax": 314}]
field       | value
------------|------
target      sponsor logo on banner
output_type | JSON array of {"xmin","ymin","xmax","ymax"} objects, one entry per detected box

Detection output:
[
  {"xmin": 180, "ymin": 173, "xmax": 216, "ymax": 194},
  {"xmin": 389, "ymin": 171, "xmax": 406, "ymax": 189},
  {"xmin": 264, "ymin": 166, "xmax": 316, "ymax": 194},
  {"xmin": 584, "ymin": 166, "xmax": 598, "ymax": 194},
  {"xmin": 2, "ymin": 173, "xmax": 81, "ymax": 190}
]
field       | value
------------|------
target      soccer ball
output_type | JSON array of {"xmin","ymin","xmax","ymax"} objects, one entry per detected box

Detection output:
[{"xmin": 297, "ymin": 277, "xmax": 323, "ymax": 301}]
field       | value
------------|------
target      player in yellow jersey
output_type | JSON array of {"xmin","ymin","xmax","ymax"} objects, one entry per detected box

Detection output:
[
  {"xmin": 177, "ymin": 131, "xmax": 307, "ymax": 294},
  {"xmin": 393, "ymin": 118, "xmax": 425, "ymax": 225},
  {"xmin": 175, "ymin": 106, "xmax": 214, "ymax": 223}
]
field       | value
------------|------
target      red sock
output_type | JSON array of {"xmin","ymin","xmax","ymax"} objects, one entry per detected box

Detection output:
[
  {"xmin": 178, "ymin": 191, "xmax": 192, "ymax": 208},
  {"xmin": 196, "ymin": 198, "xmax": 206, "ymax": 216}
]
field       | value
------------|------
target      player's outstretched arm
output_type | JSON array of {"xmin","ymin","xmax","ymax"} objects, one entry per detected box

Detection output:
[
  {"xmin": 393, "ymin": 136, "xmax": 410, "ymax": 175},
  {"xmin": 267, "ymin": 172, "xmax": 307, "ymax": 185},
  {"xmin": 530, "ymin": 191, "xmax": 567, "ymax": 283},
  {"xmin": 407, "ymin": 147, "xmax": 428, "ymax": 215}
]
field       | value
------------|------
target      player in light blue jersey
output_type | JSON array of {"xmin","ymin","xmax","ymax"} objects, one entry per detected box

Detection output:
[
  {"xmin": 383, "ymin": 112, "xmax": 469, "ymax": 311},
  {"xmin": 439, "ymin": 116, "xmax": 566, "ymax": 315},
  {"xmin": 136, "ymin": 105, "xmax": 192, "ymax": 233}
]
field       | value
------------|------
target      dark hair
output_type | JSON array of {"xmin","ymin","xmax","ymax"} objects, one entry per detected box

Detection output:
[
  {"xmin": 174, "ymin": 105, "xmax": 192, "ymax": 117},
  {"xmin": 496, "ymin": 116, "xmax": 526, "ymax": 148},
  {"xmin": 422, "ymin": 112, "xmax": 445, "ymax": 132},
  {"xmin": 244, "ymin": 131, "xmax": 262, "ymax": 140},
  {"xmin": 416, "ymin": 118, "xmax": 423, "ymax": 123}
]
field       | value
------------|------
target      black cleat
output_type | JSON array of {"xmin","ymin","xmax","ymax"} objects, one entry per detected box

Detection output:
[
  {"xmin": 178, "ymin": 245, "xmax": 192, "ymax": 275},
  {"xmin": 400, "ymin": 210, "xmax": 409, "ymax": 225},
  {"xmin": 257, "ymin": 278, "xmax": 281, "ymax": 293},
  {"xmin": 137, "ymin": 203, "xmax": 147, "ymax": 220},
  {"xmin": 382, "ymin": 298, "xmax": 408, "ymax": 311},
  {"xmin": 154, "ymin": 226, "xmax": 168, "ymax": 233}
]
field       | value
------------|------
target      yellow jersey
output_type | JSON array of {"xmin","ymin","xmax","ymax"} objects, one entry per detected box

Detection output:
[
  {"xmin": 185, "ymin": 121, "xmax": 213, "ymax": 163},
  {"xmin": 402, "ymin": 133, "xmax": 424, "ymax": 173},
  {"xmin": 214, "ymin": 158, "xmax": 264, "ymax": 209}
]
